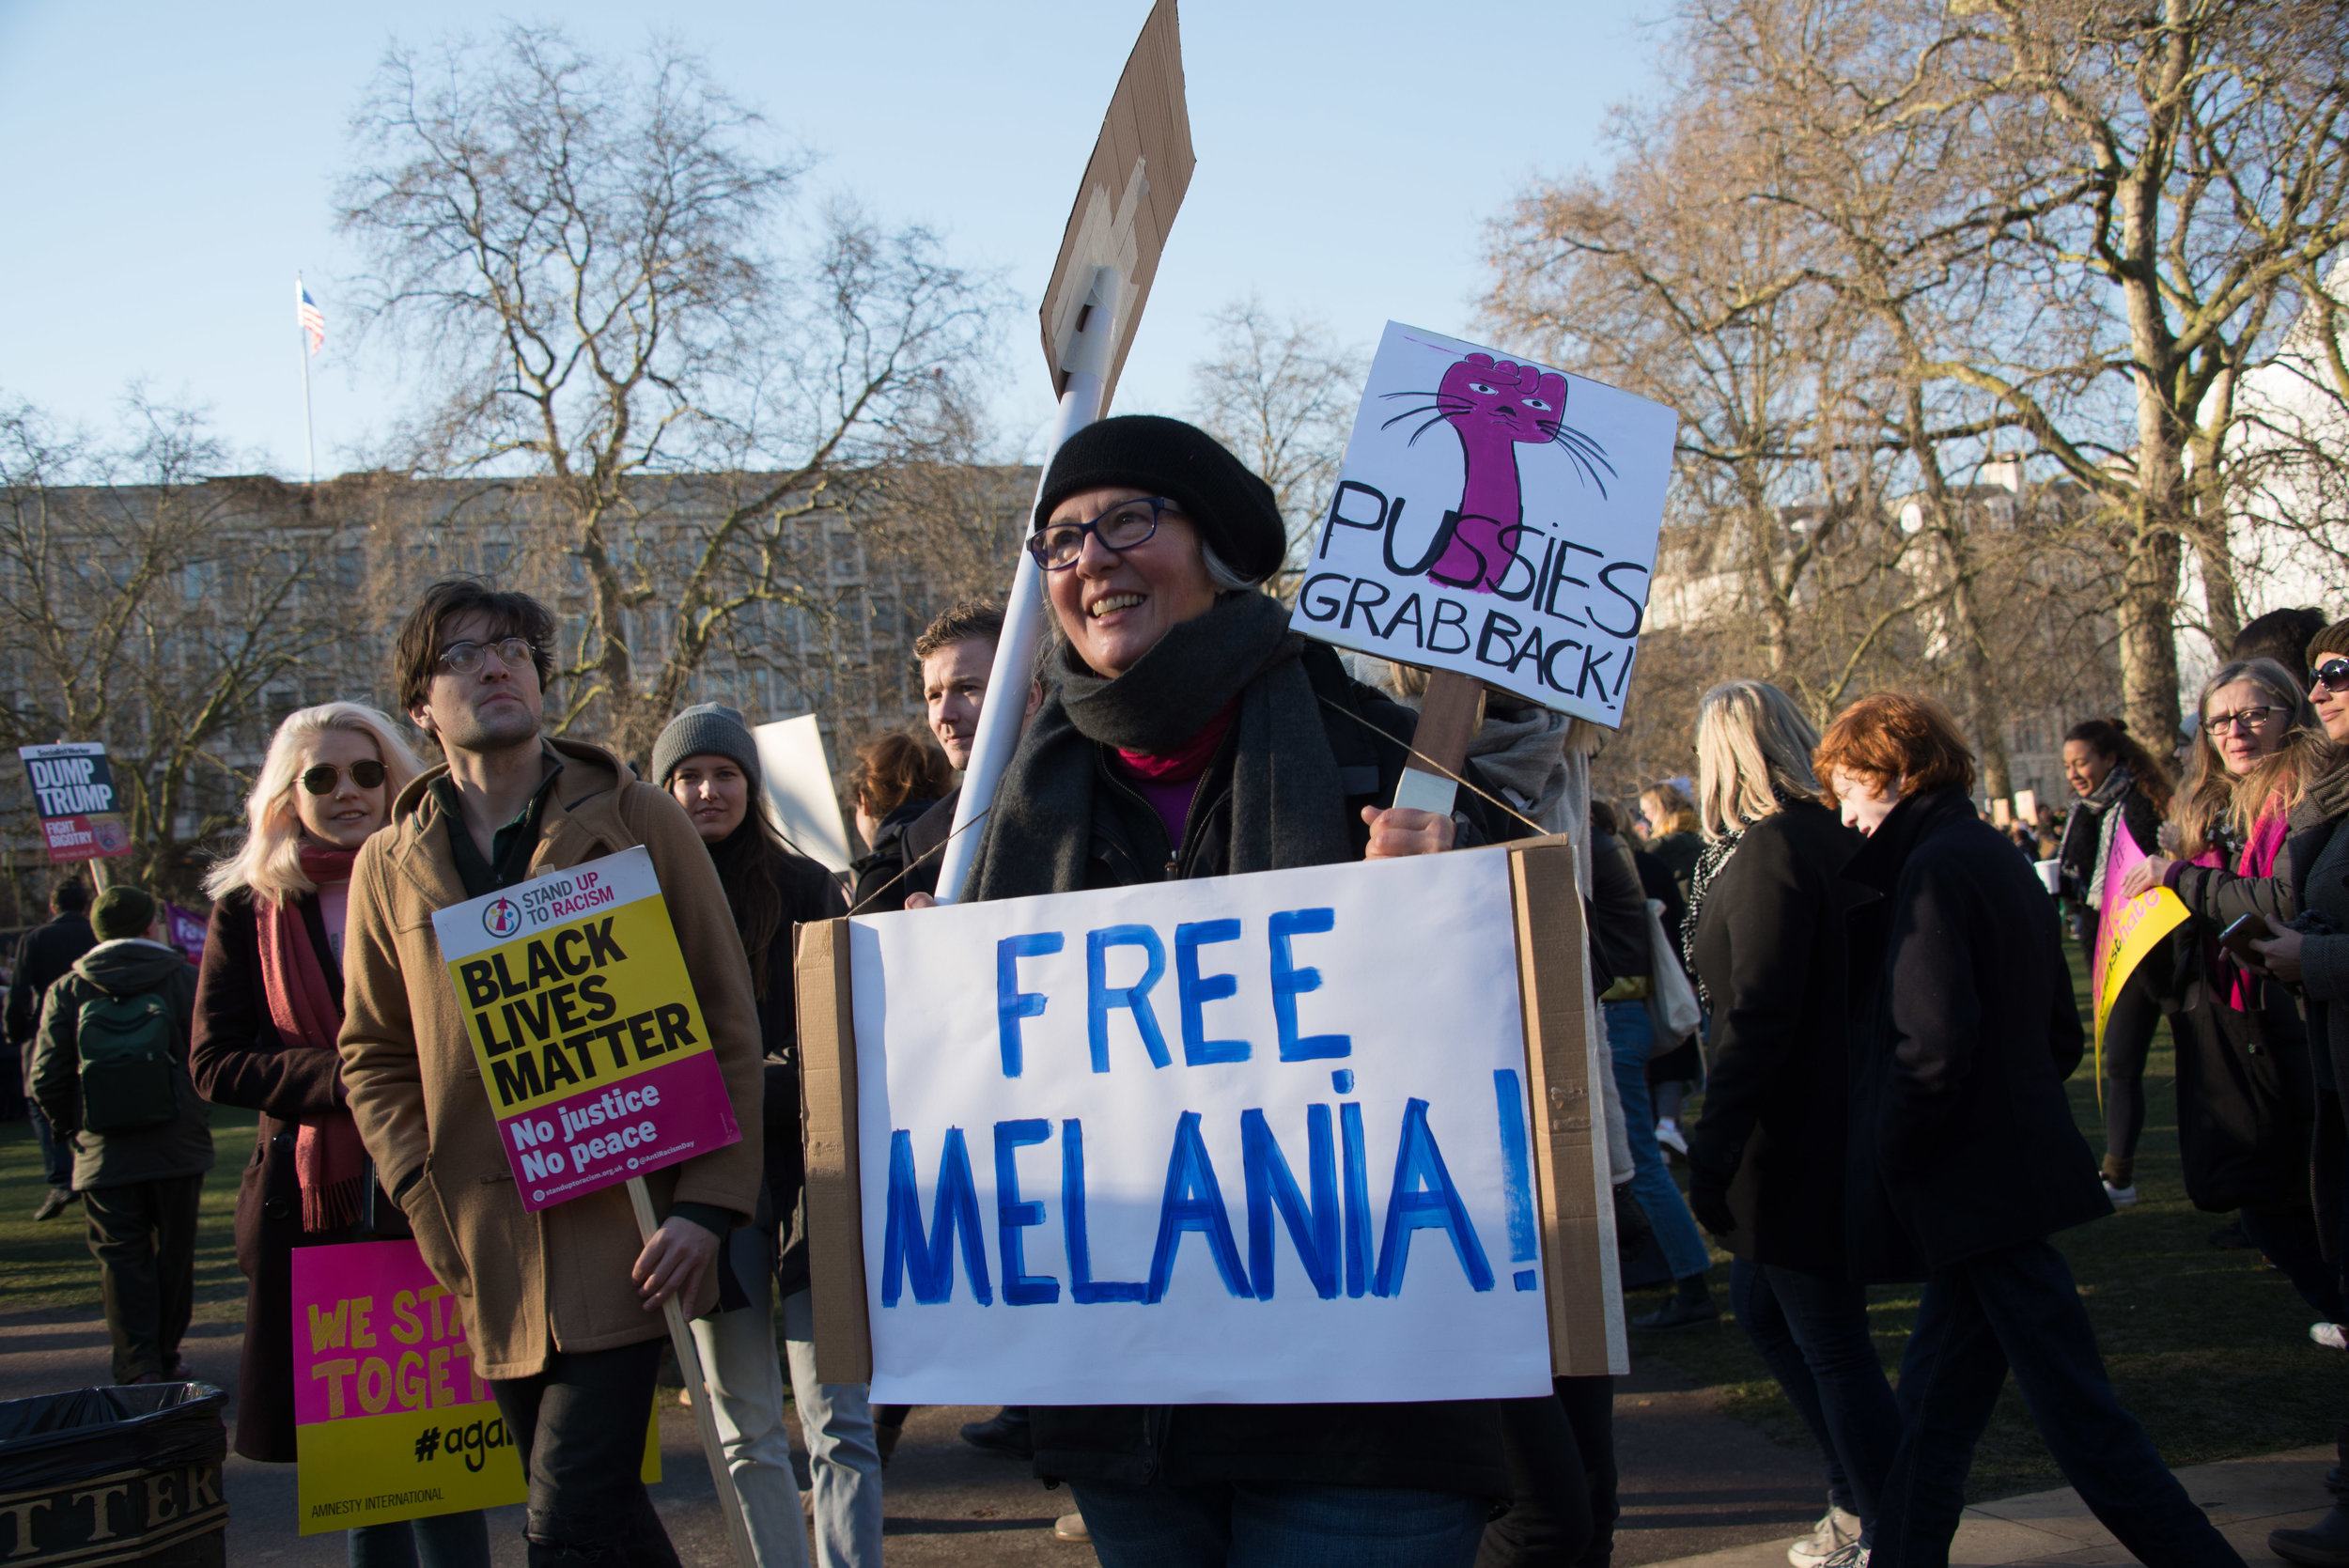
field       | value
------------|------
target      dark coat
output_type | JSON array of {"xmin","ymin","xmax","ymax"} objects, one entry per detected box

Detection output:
[
  {"xmin": 1588, "ymin": 831, "xmax": 1651, "ymax": 983},
  {"xmin": 188, "ymin": 889, "xmax": 350, "ymax": 1463},
  {"xmin": 1843, "ymin": 787, "xmax": 2109, "ymax": 1281},
  {"xmin": 850, "ymin": 795, "xmax": 947, "ymax": 913},
  {"xmin": 30, "ymin": 939, "xmax": 211, "ymax": 1190},
  {"xmin": 1023, "ymin": 640, "xmax": 1519, "ymax": 1501},
  {"xmin": 1685, "ymin": 800, "xmax": 1863, "ymax": 1276},
  {"xmin": 8, "ymin": 911, "xmax": 96, "ymax": 1094},
  {"xmin": 751, "ymin": 849, "xmax": 848, "ymax": 1295}
]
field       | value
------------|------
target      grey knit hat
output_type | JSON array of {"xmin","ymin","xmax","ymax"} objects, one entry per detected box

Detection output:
[{"xmin": 651, "ymin": 703, "xmax": 762, "ymax": 791}]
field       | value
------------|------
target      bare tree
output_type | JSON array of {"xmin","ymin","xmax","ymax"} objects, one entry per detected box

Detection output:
[
  {"xmin": 1187, "ymin": 298, "xmax": 1366, "ymax": 582},
  {"xmin": 0, "ymin": 394, "xmax": 346, "ymax": 899},
  {"xmin": 339, "ymin": 25, "xmax": 1008, "ymax": 760}
]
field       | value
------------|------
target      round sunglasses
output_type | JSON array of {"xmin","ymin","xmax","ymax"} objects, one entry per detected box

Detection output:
[
  {"xmin": 302, "ymin": 759, "xmax": 387, "ymax": 795},
  {"xmin": 2313, "ymin": 656, "xmax": 2349, "ymax": 695}
]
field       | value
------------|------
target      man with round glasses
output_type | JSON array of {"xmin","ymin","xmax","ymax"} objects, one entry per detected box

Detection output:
[{"xmin": 337, "ymin": 576, "xmax": 767, "ymax": 1567}]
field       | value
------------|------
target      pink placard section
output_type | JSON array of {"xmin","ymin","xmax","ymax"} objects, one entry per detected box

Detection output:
[
  {"xmin": 502, "ymin": 1049, "xmax": 739, "ymax": 1213},
  {"xmin": 291, "ymin": 1241, "xmax": 489, "ymax": 1428}
]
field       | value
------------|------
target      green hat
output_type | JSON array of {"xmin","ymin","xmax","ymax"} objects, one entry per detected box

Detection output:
[{"xmin": 90, "ymin": 885, "xmax": 158, "ymax": 942}]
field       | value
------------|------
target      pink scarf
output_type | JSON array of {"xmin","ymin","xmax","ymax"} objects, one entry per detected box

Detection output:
[
  {"xmin": 2225, "ymin": 806, "xmax": 2291, "ymax": 1013},
  {"xmin": 258, "ymin": 846, "xmax": 367, "ymax": 1231}
]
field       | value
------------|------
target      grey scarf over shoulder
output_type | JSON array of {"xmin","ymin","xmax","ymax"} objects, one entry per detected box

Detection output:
[{"xmin": 964, "ymin": 591, "xmax": 1350, "ymax": 902}]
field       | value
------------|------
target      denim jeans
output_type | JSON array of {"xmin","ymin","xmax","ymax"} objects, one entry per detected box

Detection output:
[
  {"xmin": 348, "ymin": 1512, "xmax": 492, "ymax": 1568},
  {"xmin": 1729, "ymin": 1260, "xmax": 1900, "ymax": 1536},
  {"xmin": 1872, "ymin": 1239, "xmax": 2242, "ymax": 1568},
  {"xmin": 1069, "ymin": 1479, "xmax": 1490, "ymax": 1568},
  {"xmin": 691, "ymin": 1233, "xmax": 812, "ymax": 1568},
  {"xmin": 1603, "ymin": 1001, "xmax": 1710, "ymax": 1281},
  {"xmin": 780, "ymin": 1288, "xmax": 884, "ymax": 1568},
  {"xmin": 489, "ymin": 1337, "xmax": 678, "ymax": 1567}
]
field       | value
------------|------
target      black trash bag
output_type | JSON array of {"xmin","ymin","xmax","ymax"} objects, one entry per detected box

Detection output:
[{"xmin": 0, "ymin": 1382, "xmax": 227, "ymax": 1566}]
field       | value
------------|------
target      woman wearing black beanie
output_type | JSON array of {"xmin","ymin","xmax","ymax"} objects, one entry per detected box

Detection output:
[{"xmin": 958, "ymin": 416, "xmax": 1538, "ymax": 1566}]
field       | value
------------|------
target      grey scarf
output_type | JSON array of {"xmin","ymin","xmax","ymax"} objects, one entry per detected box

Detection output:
[{"xmin": 965, "ymin": 591, "xmax": 1350, "ymax": 902}]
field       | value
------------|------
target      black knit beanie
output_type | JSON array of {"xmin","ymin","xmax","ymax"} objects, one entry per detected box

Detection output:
[{"xmin": 1033, "ymin": 415, "xmax": 1287, "ymax": 584}]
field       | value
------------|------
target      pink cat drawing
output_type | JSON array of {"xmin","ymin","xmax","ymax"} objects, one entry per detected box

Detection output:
[{"xmin": 1381, "ymin": 352, "xmax": 1615, "ymax": 594}]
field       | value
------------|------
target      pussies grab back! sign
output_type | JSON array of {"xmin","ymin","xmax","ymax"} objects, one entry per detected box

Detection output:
[
  {"xmin": 1293, "ymin": 322, "xmax": 1678, "ymax": 726},
  {"xmin": 430, "ymin": 846, "xmax": 739, "ymax": 1211}
]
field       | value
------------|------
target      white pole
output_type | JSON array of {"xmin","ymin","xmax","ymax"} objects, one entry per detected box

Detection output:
[
  {"xmin": 295, "ymin": 274, "xmax": 317, "ymax": 485},
  {"xmin": 624, "ymin": 1176, "xmax": 758, "ymax": 1568},
  {"xmin": 931, "ymin": 265, "xmax": 1122, "ymax": 906}
]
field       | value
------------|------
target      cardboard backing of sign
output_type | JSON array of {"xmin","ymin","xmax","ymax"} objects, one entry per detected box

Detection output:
[
  {"xmin": 1037, "ymin": 0, "xmax": 1193, "ymax": 405},
  {"xmin": 795, "ymin": 838, "xmax": 1625, "ymax": 1387}
]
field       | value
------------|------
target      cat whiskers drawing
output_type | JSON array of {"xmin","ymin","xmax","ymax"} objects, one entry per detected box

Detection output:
[{"xmin": 1378, "ymin": 353, "xmax": 1615, "ymax": 594}]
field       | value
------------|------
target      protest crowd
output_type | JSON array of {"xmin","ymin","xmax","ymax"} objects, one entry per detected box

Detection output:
[{"xmin": 5, "ymin": 412, "xmax": 2349, "ymax": 1568}]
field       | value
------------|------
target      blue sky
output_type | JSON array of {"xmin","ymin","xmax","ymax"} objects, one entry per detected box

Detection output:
[{"xmin": 0, "ymin": 2, "xmax": 1664, "ymax": 476}]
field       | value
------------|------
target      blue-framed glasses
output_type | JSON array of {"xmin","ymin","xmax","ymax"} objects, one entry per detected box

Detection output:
[{"xmin": 1028, "ymin": 496, "xmax": 1177, "ymax": 571}]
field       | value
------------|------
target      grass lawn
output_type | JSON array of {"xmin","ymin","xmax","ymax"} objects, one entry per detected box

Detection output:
[
  {"xmin": 1626, "ymin": 937, "xmax": 2341, "ymax": 1501},
  {"xmin": 0, "ymin": 1104, "xmax": 259, "ymax": 1323}
]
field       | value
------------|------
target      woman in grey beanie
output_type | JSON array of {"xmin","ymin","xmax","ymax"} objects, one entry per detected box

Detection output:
[{"xmin": 649, "ymin": 704, "xmax": 879, "ymax": 1568}]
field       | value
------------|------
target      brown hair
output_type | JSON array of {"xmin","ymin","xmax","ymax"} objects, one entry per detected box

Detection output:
[
  {"xmin": 1813, "ymin": 692, "xmax": 1977, "ymax": 799},
  {"xmin": 393, "ymin": 577, "xmax": 557, "ymax": 713},
  {"xmin": 914, "ymin": 599, "xmax": 1004, "ymax": 661},
  {"xmin": 1638, "ymin": 781, "xmax": 1699, "ymax": 837},
  {"xmin": 850, "ymin": 732, "xmax": 951, "ymax": 818},
  {"xmin": 708, "ymin": 809, "xmax": 799, "ymax": 1003},
  {"xmin": 2062, "ymin": 717, "xmax": 2174, "ymax": 815}
]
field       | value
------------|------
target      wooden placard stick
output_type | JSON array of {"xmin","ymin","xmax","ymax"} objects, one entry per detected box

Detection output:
[
  {"xmin": 1392, "ymin": 668, "xmax": 1487, "ymax": 815},
  {"xmin": 624, "ymin": 1176, "xmax": 757, "ymax": 1568}
]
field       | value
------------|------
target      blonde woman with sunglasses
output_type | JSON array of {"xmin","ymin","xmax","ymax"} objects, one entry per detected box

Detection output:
[{"xmin": 190, "ymin": 704, "xmax": 488, "ymax": 1568}]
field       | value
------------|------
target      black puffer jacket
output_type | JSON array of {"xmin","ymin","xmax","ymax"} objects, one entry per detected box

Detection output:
[
  {"xmin": 1025, "ymin": 641, "xmax": 1524, "ymax": 1500},
  {"xmin": 851, "ymin": 795, "xmax": 947, "ymax": 913}
]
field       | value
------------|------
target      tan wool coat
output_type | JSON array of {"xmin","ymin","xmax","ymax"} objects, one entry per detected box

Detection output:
[{"xmin": 339, "ymin": 739, "xmax": 765, "ymax": 1380}]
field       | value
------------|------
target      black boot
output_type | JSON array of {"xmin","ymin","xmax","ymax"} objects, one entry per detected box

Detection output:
[
  {"xmin": 2270, "ymin": 1423, "xmax": 2349, "ymax": 1568},
  {"xmin": 959, "ymin": 1405, "xmax": 1033, "ymax": 1458},
  {"xmin": 1632, "ymin": 1273, "xmax": 1719, "ymax": 1331}
]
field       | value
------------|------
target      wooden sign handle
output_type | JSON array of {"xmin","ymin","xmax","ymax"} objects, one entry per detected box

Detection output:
[
  {"xmin": 1392, "ymin": 670, "xmax": 1486, "ymax": 815},
  {"xmin": 627, "ymin": 1176, "xmax": 758, "ymax": 1568}
]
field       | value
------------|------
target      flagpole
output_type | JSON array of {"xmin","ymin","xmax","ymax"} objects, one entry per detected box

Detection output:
[{"xmin": 295, "ymin": 273, "xmax": 316, "ymax": 485}]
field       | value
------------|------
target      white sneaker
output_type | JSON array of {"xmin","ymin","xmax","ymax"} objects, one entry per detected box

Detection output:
[
  {"xmin": 1052, "ymin": 1513, "xmax": 1091, "ymax": 1543},
  {"xmin": 2103, "ymin": 1181, "xmax": 2138, "ymax": 1207},
  {"xmin": 1656, "ymin": 1121, "xmax": 1688, "ymax": 1157},
  {"xmin": 1788, "ymin": 1506, "xmax": 1862, "ymax": 1568},
  {"xmin": 2312, "ymin": 1323, "xmax": 2348, "ymax": 1350}
]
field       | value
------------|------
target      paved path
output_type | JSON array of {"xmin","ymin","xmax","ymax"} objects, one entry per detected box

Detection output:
[
  {"xmin": 15, "ymin": 1294, "xmax": 2278, "ymax": 1568},
  {"xmin": 1641, "ymin": 1448, "xmax": 2335, "ymax": 1568}
]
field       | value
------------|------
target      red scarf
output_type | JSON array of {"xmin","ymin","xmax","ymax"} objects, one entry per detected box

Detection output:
[
  {"xmin": 2224, "ymin": 805, "xmax": 2291, "ymax": 1013},
  {"xmin": 1113, "ymin": 699, "xmax": 1238, "ymax": 783},
  {"xmin": 258, "ymin": 846, "xmax": 367, "ymax": 1231}
]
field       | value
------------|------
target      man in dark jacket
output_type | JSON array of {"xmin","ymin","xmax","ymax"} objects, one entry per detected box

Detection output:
[
  {"xmin": 28, "ymin": 884, "xmax": 212, "ymax": 1383},
  {"xmin": 7, "ymin": 877, "xmax": 97, "ymax": 1219},
  {"xmin": 1823, "ymin": 692, "xmax": 2242, "ymax": 1568}
]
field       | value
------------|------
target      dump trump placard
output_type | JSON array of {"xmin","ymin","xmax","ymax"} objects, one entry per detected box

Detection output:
[
  {"xmin": 1292, "ymin": 323, "xmax": 1678, "ymax": 726},
  {"xmin": 292, "ymin": 1241, "xmax": 656, "ymax": 1532},
  {"xmin": 845, "ymin": 846, "xmax": 1553, "ymax": 1405},
  {"xmin": 430, "ymin": 846, "xmax": 739, "ymax": 1212},
  {"xmin": 19, "ymin": 742, "xmax": 132, "ymax": 863}
]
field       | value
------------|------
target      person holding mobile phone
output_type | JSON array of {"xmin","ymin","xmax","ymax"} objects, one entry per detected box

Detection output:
[{"xmin": 2118, "ymin": 659, "xmax": 2339, "ymax": 1321}]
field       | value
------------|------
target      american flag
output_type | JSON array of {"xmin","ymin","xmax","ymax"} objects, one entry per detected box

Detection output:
[{"xmin": 296, "ymin": 281, "xmax": 325, "ymax": 357}]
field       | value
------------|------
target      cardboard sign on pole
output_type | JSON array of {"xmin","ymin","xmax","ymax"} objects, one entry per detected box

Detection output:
[
  {"xmin": 1037, "ymin": 0, "xmax": 1192, "ymax": 405},
  {"xmin": 753, "ymin": 715, "xmax": 854, "ymax": 875},
  {"xmin": 428, "ymin": 847, "xmax": 740, "ymax": 1212},
  {"xmin": 290, "ymin": 1240, "xmax": 658, "ymax": 1533},
  {"xmin": 797, "ymin": 838, "xmax": 1625, "ymax": 1396},
  {"xmin": 19, "ymin": 742, "xmax": 132, "ymax": 863},
  {"xmin": 1293, "ymin": 323, "xmax": 1679, "ymax": 730}
]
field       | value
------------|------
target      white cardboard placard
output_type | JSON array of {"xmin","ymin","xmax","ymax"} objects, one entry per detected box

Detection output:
[
  {"xmin": 846, "ymin": 847, "xmax": 1551, "ymax": 1405},
  {"xmin": 1293, "ymin": 322, "xmax": 1679, "ymax": 726},
  {"xmin": 752, "ymin": 715, "xmax": 853, "ymax": 875}
]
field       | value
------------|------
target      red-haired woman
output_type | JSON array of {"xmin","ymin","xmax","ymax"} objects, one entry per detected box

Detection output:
[{"xmin": 1816, "ymin": 692, "xmax": 2240, "ymax": 1568}]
